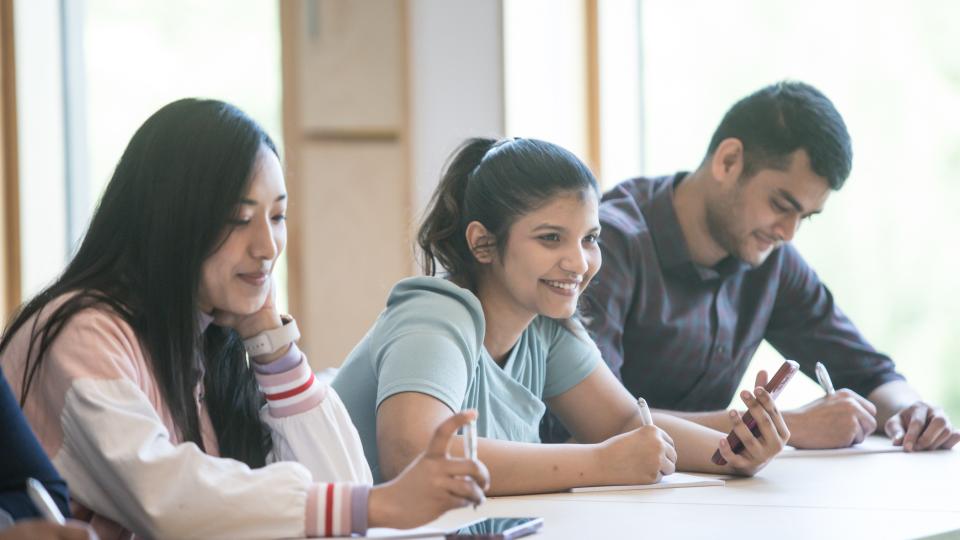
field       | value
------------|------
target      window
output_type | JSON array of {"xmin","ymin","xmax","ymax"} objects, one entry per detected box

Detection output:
[
  {"xmin": 15, "ymin": 0, "xmax": 285, "ymax": 307},
  {"xmin": 639, "ymin": 1, "xmax": 960, "ymax": 417},
  {"xmin": 505, "ymin": 0, "xmax": 960, "ymax": 418}
]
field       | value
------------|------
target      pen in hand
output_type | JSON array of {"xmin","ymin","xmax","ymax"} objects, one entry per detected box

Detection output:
[
  {"xmin": 462, "ymin": 418, "xmax": 479, "ymax": 509},
  {"xmin": 26, "ymin": 478, "xmax": 66, "ymax": 525},
  {"xmin": 637, "ymin": 397, "xmax": 654, "ymax": 427},
  {"xmin": 815, "ymin": 361, "xmax": 836, "ymax": 395}
]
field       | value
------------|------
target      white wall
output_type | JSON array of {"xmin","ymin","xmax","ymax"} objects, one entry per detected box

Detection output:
[
  {"xmin": 408, "ymin": 0, "xmax": 505, "ymax": 217},
  {"xmin": 15, "ymin": 0, "xmax": 68, "ymax": 299},
  {"xmin": 502, "ymin": 0, "xmax": 587, "ymax": 163}
]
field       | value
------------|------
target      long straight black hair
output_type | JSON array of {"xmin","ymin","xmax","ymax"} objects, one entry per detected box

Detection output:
[{"xmin": 0, "ymin": 98, "xmax": 274, "ymax": 466}]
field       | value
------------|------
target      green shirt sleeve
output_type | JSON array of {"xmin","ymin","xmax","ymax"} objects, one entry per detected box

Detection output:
[
  {"xmin": 371, "ymin": 277, "xmax": 485, "ymax": 414},
  {"xmin": 540, "ymin": 317, "xmax": 602, "ymax": 399}
]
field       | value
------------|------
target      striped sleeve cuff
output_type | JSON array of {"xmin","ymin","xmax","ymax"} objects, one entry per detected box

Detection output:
[
  {"xmin": 255, "ymin": 350, "xmax": 326, "ymax": 418},
  {"xmin": 305, "ymin": 483, "xmax": 368, "ymax": 537},
  {"xmin": 253, "ymin": 343, "xmax": 304, "ymax": 374}
]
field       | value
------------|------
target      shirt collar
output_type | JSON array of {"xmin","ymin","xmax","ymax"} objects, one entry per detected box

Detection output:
[
  {"xmin": 641, "ymin": 172, "xmax": 749, "ymax": 283},
  {"xmin": 197, "ymin": 311, "xmax": 215, "ymax": 334}
]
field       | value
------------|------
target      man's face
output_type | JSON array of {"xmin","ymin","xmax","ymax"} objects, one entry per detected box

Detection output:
[{"xmin": 705, "ymin": 149, "xmax": 831, "ymax": 267}]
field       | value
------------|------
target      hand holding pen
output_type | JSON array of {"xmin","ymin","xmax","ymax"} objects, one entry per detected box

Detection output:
[
  {"xmin": 592, "ymin": 396, "xmax": 676, "ymax": 485},
  {"xmin": 637, "ymin": 397, "xmax": 654, "ymax": 427},
  {"xmin": 12, "ymin": 478, "xmax": 99, "ymax": 540},
  {"xmin": 366, "ymin": 410, "xmax": 489, "ymax": 530},
  {"xmin": 815, "ymin": 362, "xmax": 835, "ymax": 395},
  {"xmin": 462, "ymin": 417, "xmax": 479, "ymax": 508},
  {"xmin": 774, "ymin": 361, "xmax": 877, "ymax": 449},
  {"xmin": 27, "ymin": 478, "xmax": 66, "ymax": 525}
]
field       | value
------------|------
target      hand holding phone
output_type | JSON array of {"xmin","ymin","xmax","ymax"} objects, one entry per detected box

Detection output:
[{"xmin": 711, "ymin": 360, "xmax": 798, "ymax": 466}]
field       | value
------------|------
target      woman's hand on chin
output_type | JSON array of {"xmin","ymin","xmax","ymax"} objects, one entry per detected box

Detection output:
[{"xmin": 212, "ymin": 276, "xmax": 282, "ymax": 339}]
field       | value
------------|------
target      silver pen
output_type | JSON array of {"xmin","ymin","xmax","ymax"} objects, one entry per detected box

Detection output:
[
  {"xmin": 462, "ymin": 419, "xmax": 479, "ymax": 508},
  {"xmin": 637, "ymin": 397, "xmax": 654, "ymax": 426},
  {"xmin": 815, "ymin": 361, "xmax": 836, "ymax": 395},
  {"xmin": 26, "ymin": 478, "xmax": 66, "ymax": 525}
]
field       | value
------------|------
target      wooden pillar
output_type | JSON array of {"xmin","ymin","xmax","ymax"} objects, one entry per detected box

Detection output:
[
  {"xmin": 280, "ymin": 0, "xmax": 412, "ymax": 370},
  {"xmin": 0, "ymin": 0, "xmax": 21, "ymax": 323}
]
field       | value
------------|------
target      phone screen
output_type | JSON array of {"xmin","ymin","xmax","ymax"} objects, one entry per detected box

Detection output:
[{"xmin": 445, "ymin": 517, "xmax": 543, "ymax": 540}]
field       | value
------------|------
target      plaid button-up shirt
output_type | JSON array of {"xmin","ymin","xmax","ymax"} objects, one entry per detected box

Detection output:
[{"xmin": 581, "ymin": 173, "xmax": 903, "ymax": 412}]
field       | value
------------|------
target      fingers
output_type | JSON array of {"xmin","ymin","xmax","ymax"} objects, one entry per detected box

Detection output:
[
  {"xmin": 62, "ymin": 527, "xmax": 97, "ymax": 540},
  {"xmin": 2, "ymin": 521, "xmax": 97, "ymax": 540},
  {"xmin": 425, "ymin": 410, "xmax": 478, "ymax": 458},
  {"xmin": 929, "ymin": 429, "xmax": 953, "ymax": 450},
  {"xmin": 939, "ymin": 431, "xmax": 960, "ymax": 450},
  {"xmin": 443, "ymin": 457, "xmax": 490, "ymax": 491},
  {"xmin": 657, "ymin": 427, "xmax": 676, "ymax": 451},
  {"xmin": 754, "ymin": 369, "xmax": 769, "ymax": 389},
  {"xmin": 439, "ymin": 476, "xmax": 485, "ymax": 507},
  {"xmin": 716, "ymin": 437, "xmax": 753, "ymax": 473},
  {"xmin": 62, "ymin": 521, "xmax": 99, "ymax": 540},
  {"xmin": 915, "ymin": 411, "xmax": 949, "ymax": 451},
  {"xmin": 740, "ymin": 390, "xmax": 780, "ymax": 453},
  {"xmin": 660, "ymin": 452, "xmax": 677, "ymax": 476},
  {"xmin": 664, "ymin": 439, "xmax": 678, "ymax": 465},
  {"xmin": 827, "ymin": 390, "xmax": 875, "ymax": 445},
  {"xmin": 902, "ymin": 405, "xmax": 929, "ymax": 452},
  {"xmin": 835, "ymin": 390, "xmax": 878, "ymax": 437},
  {"xmin": 753, "ymin": 387, "xmax": 790, "ymax": 441},
  {"xmin": 849, "ymin": 401, "xmax": 877, "ymax": 445},
  {"xmin": 839, "ymin": 389, "xmax": 878, "ymax": 417},
  {"xmin": 728, "ymin": 408, "xmax": 765, "ymax": 458},
  {"xmin": 885, "ymin": 414, "xmax": 905, "ymax": 445}
]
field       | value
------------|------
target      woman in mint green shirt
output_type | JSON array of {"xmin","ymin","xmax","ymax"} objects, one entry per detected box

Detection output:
[{"xmin": 333, "ymin": 138, "xmax": 789, "ymax": 493}]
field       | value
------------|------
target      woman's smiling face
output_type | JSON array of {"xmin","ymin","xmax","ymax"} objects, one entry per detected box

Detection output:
[
  {"xmin": 481, "ymin": 190, "xmax": 602, "ymax": 320},
  {"xmin": 198, "ymin": 146, "xmax": 288, "ymax": 315}
]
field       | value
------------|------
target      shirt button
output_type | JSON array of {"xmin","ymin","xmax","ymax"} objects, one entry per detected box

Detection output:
[{"xmin": 717, "ymin": 346, "xmax": 725, "ymax": 354}]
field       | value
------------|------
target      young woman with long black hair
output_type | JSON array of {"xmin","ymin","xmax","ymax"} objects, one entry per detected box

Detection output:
[{"xmin": 0, "ymin": 99, "xmax": 487, "ymax": 539}]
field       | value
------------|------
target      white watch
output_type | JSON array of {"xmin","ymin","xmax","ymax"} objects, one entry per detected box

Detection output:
[{"xmin": 242, "ymin": 316, "xmax": 300, "ymax": 356}]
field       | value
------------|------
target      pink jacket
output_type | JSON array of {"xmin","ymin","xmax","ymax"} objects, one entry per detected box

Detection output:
[{"xmin": 3, "ymin": 296, "xmax": 372, "ymax": 539}]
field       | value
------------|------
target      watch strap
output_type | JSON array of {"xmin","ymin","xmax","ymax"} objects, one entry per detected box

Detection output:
[{"xmin": 242, "ymin": 317, "xmax": 300, "ymax": 356}]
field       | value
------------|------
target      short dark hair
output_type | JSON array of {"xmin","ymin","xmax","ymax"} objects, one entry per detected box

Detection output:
[
  {"xmin": 706, "ymin": 81, "xmax": 852, "ymax": 189},
  {"xmin": 418, "ymin": 137, "xmax": 599, "ymax": 291}
]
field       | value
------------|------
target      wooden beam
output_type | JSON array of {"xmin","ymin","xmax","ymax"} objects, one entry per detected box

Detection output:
[
  {"xmin": 279, "ymin": 0, "xmax": 304, "ymax": 338},
  {"xmin": 584, "ymin": 0, "xmax": 602, "ymax": 180},
  {"xmin": 0, "ymin": 0, "xmax": 21, "ymax": 321}
]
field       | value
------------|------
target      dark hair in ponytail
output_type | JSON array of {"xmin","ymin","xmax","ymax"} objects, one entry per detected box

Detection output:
[{"xmin": 418, "ymin": 137, "xmax": 599, "ymax": 290}]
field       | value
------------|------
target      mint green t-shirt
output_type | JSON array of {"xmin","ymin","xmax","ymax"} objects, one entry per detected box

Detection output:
[{"xmin": 332, "ymin": 276, "xmax": 601, "ymax": 482}]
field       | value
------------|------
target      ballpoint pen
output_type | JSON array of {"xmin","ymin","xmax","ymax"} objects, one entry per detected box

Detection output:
[
  {"xmin": 26, "ymin": 478, "xmax": 66, "ymax": 525},
  {"xmin": 815, "ymin": 361, "xmax": 836, "ymax": 395},
  {"xmin": 637, "ymin": 397, "xmax": 654, "ymax": 426},
  {"xmin": 462, "ymin": 418, "xmax": 479, "ymax": 508}
]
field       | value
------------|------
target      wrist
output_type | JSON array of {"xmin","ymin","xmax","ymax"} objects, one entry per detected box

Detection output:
[
  {"xmin": 236, "ymin": 309, "xmax": 283, "ymax": 340},
  {"xmin": 251, "ymin": 343, "xmax": 292, "ymax": 366},
  {"xmin": 367, "ymin": 484, "xmax": 398, "ymax": 529},
  {"xmin": 780, "ymin": 409, "xmax": 804, "ymax": 444},
  {"xmin": 241, "ymin": 314, "xmax": 299, "ymax": 364},
  {"xmin": 591, "ymin": 441, "xmax": 615, "ymax": 485}
]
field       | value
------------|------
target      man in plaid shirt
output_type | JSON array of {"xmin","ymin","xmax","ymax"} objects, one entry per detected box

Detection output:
[{"xmin": 565, "ymin": 81, "xmax": 957, "ymax": 451}]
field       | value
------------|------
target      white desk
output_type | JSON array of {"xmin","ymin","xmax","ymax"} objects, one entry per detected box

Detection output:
[{"xmin": 424, "ymin": 443, "xmax": 960, "ymax": 539}]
